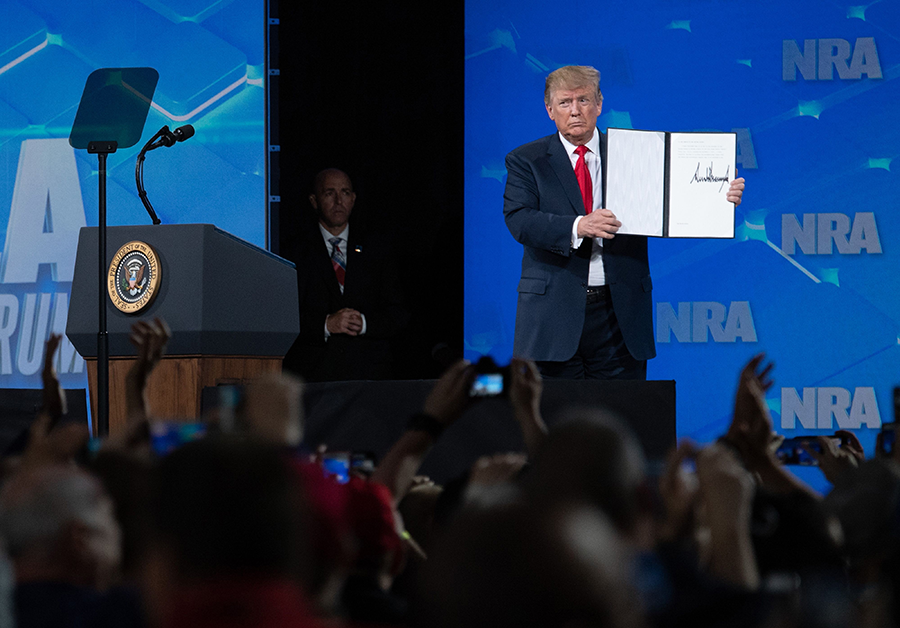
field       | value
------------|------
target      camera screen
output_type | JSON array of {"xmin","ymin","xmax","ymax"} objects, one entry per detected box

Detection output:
[
  {"xmin": 775, "ymin": 437, "xmax": 839, "ymax": 466},
  {"xmin": 322, "ymin": 454, "xmax": 351, "ymax": 484},
  {"xmin": 775, "ymin": 443, "xmax": 817, "ymax": 466},
  {"xmin": 150, "ymin": 421, "xmax": 207, "ymax": 457},
  {"xmin": 471, "ymin": 373, "xmax": 503, "ymax": 397}
]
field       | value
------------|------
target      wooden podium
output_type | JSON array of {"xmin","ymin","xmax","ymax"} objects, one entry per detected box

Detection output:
[
  {"xmin": 82, "ymin": 356, "xmax": 282, "ymax": 434},
  {"xmin": 67, "ymin": 225, "xmax": 299, "ymax": 435}
]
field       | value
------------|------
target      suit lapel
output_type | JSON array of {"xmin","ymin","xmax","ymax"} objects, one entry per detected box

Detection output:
[
  {"xmin": 342, "ymin": 231, "xmax": 361, "ymax": 295},
  {"xmin": 546, "ymin": 134, "xmax": 586, "ymax": 216}
]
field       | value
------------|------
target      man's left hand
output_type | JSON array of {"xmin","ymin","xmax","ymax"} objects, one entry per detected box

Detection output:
[{"xmin": 727, "ymin": 174, "xmax": 745, "ymax": 207}]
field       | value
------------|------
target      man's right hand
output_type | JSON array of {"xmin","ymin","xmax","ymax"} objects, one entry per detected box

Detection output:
[
  {"xmin": 577, "ymin": 209, "xmax": 621, "ymax": 239},
  {"xmin": 422, "ymin": 359, "xmax": 475, "ymax": 425},
  {"xmin": 326, "ymin": 308, "xmax": 363, "ymax": 335}
]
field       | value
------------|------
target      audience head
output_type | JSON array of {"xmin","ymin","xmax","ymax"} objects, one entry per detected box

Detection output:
[
  {"xmin": 310, "ymin": 168, "xmax": 356, "ymax": 235},
  {"xmin": 142, "ymin": 437, "xmax": 311, "ymax": 626},
  {"xmin": 421, "ymin": 500, "xmax": 642, "ymax": 628},
  {"xmin": 344, "ymin": 477, "xmax": 405, "ymax": 583},
  {"xmin": 242, "ymin": 372, "xmax": 305, "ymax": 447},
  {"xmin": 527, "ymin": 408, "xmax": 648, "ymax": 536},
  {"xmin": 88, "ymin": 450, "xmax": 154, "ymax": 580},
  {"xmin": 825, "ymin": 458, "xmax": 900, "ymax": 568},
  {"xmin": 750, "ymin": 488, "xmax": 844, "ymax": 578},
  {"xmin": 292, "ymin": 460, "xmax": 353, "ymax": 615},
  {"xmin": 0, "ymin": 464, "xmax": 121, "ymax": 589},
  {"xmin": 398, "ymin": 481, "xmax": 443, "ymax": 553},
  {"xmin": 147, "ymin": 436, "xmax": 308, "ymax": 580}
]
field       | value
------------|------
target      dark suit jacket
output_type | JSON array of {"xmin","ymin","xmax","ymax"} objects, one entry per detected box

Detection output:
[
  {"xmin": 283, "ymin": 224, "xmax": 408, "ymax": 381},
  {"xmin": 503, "ymin": 131, "xmax": 656, "ymax": 363}
]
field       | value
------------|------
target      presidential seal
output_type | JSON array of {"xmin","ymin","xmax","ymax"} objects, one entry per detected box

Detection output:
[{"xmin": 107, "ymin": 241, "xmax": 161, "ymax": 313}]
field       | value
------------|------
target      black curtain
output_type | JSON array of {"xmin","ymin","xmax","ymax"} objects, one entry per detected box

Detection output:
[{"xmin": 276, "ymin": 1, "xmax": 465, "ymax": 379}]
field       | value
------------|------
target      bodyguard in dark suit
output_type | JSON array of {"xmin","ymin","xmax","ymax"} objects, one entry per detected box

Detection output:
[
  {"xmin": 284, "ymin": 169, "xmax": 408, "ymax": 381},
  {"xmin": 504, "ymin": 66, "xmax": 744, "ymax": 379}
]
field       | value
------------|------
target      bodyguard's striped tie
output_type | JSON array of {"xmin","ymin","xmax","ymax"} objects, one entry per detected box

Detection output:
[{"xmin": 329, "ymin": 237, "xmax": 346, "ymax": 291}]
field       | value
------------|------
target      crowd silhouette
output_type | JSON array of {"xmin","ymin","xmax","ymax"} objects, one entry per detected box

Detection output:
[{"xmin": 0, "ymin": 321, "xmax": 897, "ymax": 628}]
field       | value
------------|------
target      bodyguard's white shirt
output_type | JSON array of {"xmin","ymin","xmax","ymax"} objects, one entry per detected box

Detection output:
[
  {"xmin": 561, "ymin": 129, "xmax": 606, "ymax": 286},
  {"xmin": 319, "ymin": 223, "xmax": 366, "ymax": 337}
]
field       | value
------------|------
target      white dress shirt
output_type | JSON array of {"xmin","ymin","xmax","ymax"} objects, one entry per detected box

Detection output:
[{"xmin": 560, "ymin": 129, "xmax": 606, "ymax": 286}]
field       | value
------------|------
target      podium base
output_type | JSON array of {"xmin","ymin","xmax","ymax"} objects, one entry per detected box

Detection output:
[{"xmin": 85, "ymin": 355, "xmax": 282, "ymax": 436}]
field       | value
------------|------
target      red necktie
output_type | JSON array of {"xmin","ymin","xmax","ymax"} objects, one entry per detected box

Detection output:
[{"xmin": 574, "ymin": 145, "xmax": 593, "ymax": 214}]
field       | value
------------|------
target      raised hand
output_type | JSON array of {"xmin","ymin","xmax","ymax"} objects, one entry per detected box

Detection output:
[
  {"xmin": 835, "ymin": 429, "xmax": 864, "ymax": 462},
  {"xmin": 696, "ymin": 443, "xmax": 759, "ymax": 589},
  {"xmin": 422, "ymin": 359, "xmax": 476, "ymax": 426},
  {"xmin": 726, "ymin": 354, "xmax": 775, "ymax": 469},
  {"xmin": 803, "ymin": 435, "xmax": 860, "ymax": 485},
  {"xmin": 41, "ymin": 333, "xmax": 67, "ymax": 421},
  {"xmin": 373, "ymin": 360, "xmax": 475, "ymax": 503},
  {"xmin": 20, "ymin": 412, "xmax": 88, "ymax": 470},
  {"xmin": 508, "ymin": 358, "xmax": 547, "ymax": 457},
  {"xmin": 126, "ymin": 318, "xmax": 171, "ymax": 426},
  {"xmin": 129, "ymin": 318, "xmax": 171, "ymax": 376},
  {"xmin": 658, "ymin": 440, "xmax": 700, "ymax": 542}
]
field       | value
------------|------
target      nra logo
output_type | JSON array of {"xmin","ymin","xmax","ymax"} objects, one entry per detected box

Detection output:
[
  {"xmin": 782, "ymin": 213, "xmax": 881, "ymax": 255},
  {"xmin": 656, "ymin": 301, "xmax": 756, "ymax": 343},
  {"xmin": 781, "ymin": 387, "xmax": 881, "ymax": 429},
  {"xmin": 783, "ymin": 37, "xmax": 882, "ymax": 81}
]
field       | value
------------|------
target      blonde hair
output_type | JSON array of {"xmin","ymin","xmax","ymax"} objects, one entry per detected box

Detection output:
[{"xmin": 544, "ymin": 65, "xmax": 602, "ymax": 105}]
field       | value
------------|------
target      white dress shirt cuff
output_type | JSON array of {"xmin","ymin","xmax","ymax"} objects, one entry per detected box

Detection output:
[{"xmin": 571, "ymin": 216, "xmax": 584, "ymax": 249}]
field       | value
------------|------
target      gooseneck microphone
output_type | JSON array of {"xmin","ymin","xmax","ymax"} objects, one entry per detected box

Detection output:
[
  {"xmin": 158, "ymin": 124, "xmax": 195, "ymax": 147},
  {"xmin": 135, "ymin": 124, "xmax": 195, "ymax": 224},
  {"xmin": 173, "ymin": 124, "xmax": 195, "ymax": 142}
]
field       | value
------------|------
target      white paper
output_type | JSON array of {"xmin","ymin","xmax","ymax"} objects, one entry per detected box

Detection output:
[
  {"xmin": 667, "ymin": 132, "xmax": 736, "ymax": 238},
  {"xmin": 605, "ymin": 128, "xmax": 666, "ymax": 236}
]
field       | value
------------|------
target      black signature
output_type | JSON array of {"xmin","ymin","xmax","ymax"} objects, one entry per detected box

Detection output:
[{"xmin": 689, "ymin": 162, "xmax": 730, "ymax": 193}]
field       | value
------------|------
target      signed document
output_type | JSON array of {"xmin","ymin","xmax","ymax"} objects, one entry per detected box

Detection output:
[{"xmin": 606, "ymin": 128, "xmax": 736, "ymax": 238}]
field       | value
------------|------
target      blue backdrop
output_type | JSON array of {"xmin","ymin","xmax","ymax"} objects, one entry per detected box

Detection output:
[
  {"xmin": 465, "ymin": 0, "xmax": 900, "ymax": 486},
  {"xmin": 0, "ymin": 0, "xmax": 265, "ymax": 404}
]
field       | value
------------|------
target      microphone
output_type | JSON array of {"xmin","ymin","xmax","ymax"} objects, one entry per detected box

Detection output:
[
  {"xmin": 135, "ymin": 125, "xmax": 195, "ymax": 225},
  {"xmin": 172, "ymin": 124, "xmax": 194, "ymax": 142},
  {"xmin": 157, "ymin": 124, "xmax": 194, "ymax": 148}
]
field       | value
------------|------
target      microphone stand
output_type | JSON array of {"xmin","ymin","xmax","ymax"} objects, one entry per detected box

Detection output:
[{"xmin": 135, "ymin": 126, "xmax": 171, "ymax": 225}]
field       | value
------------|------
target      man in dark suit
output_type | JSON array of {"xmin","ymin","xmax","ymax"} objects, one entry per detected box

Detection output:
[
  {"xmin": 504, "ymin": 66, "xmax": 744, "ymax": 379},
  {"xmin": 285, "ymin": 168, "xmax": 408, "ymax": 381}
]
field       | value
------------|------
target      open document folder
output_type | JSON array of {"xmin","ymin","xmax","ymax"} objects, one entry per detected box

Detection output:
[{"xmin": 606, "ymin": 128, "xmax": 737, "ymax": 238}]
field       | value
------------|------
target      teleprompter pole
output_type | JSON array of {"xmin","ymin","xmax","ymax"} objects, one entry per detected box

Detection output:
[{"xmin": 88, "ymin": 141, "xmax": 117, "ymax": 437}]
